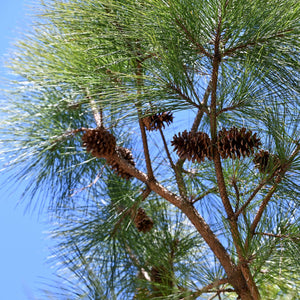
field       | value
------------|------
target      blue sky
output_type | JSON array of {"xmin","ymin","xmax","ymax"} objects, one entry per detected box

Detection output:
[{"xmin": 0, "ymin": 1, "xmax": 56, "ymax": 299}]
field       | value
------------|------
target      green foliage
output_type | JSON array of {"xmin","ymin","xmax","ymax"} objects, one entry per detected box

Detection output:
[{"xmin": 1, "ymin": 0, "xmax": 299, "ymax": 298}]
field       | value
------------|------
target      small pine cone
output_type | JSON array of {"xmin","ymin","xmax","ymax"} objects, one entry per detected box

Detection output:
[
  {"xmin": 253, "ymin": 150, "xmax": 270, "ymax": 173},
  {"xmin": 171, "ymin": 130, "xmax": 213, "ymax": 162},
  {"xmin": 151, "ymin": 266, "xmax": 165, "ymax": 284},
  {"xmin": 217, "ymin": 127, "xmax": 261, "ymax": 159},
  {"xmin": 134, "ymin": 207, "xmax": 154, "ymax": 233},
  {"xmin": 108, "ymin": 147, "xmax": 135, "ymax": 180},
  {"xmin": 82, "ymin": 127, "xmax": 116, "ymax": 158},
  {"xmin": 151, "ymin": 266, "xmax": 173, "ymax": 289},
  {"xmin": 253, "ymin": 150, "xmax": 281, "ymax": 174},
  {"xmin": 142, "ymin": 112, "xmax": 173, "ymax": 131}
]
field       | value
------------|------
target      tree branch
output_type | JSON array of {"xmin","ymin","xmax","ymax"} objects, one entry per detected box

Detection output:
[
  {"xmin": 70, "ymin": 167, "xmax": 104, "ymax": 197},
  {"xmin": 209, "ymin": 11, "xmax": 261, "ymax": 299},
  {"xmin": 235, "ymin": 178, "xmax": 268, "ymax": 218},
  {"xmin": 136, "ymin": 59, "xmax": 155, "ymax": 181},
  {"xmin": 175, "ymin": 80, "xmax": 212, "ymax": 190},
  {"xmin": 223, "ymin": 30, "xmax": 293, "ymax": 57},
  {"xmin": 217, "ymin": 104, "xmax": 240, "ymax": 116},
  {"xmin": 247, "ymin": 143, "xmax": 300, "ymax": 247},
  {"xmin": 168, "ymin": 83, "xmax": 202, "ymax": 109},
  {"xmin": 175, "ymin": 17, "xmax": 213, "ymax": 59},
  {"xmin": 159, "ymin": 127, "xmax": 188, "ymax": 198},
  {"xmin": 191, "ymin": 278, "xmax": 229, "ymax": 297},
  {"xmin": 86, "ymin": 89, "xmax": 102, "ymax": 128},
  {"xmin": 190, "ymin": 187, "xmax": 218, "ymax": 204},
  {"xmin": 210, "ymin": 12, "xmax": 236, "ymax": 225},
  {"xmin": 109, "ymin": 152, "xmax": 255, "ymax": 296},
  {"xmin": 248, "ymin": 176, "xmax": 282, "ymax": 242},
  {"xmin": 255, "ymin": 232, "xmax": 300, "ymax": 242},
  {"xmin": 190, "ymin": 81, "xmax": 212, "ymax": 133},
  {"xmin": 231, "ymin": 177, "xmax": 240, "ymax": 212}
]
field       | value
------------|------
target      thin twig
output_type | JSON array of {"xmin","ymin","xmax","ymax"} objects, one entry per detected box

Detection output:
[
  {"xmin": 159, "ymin": 127, "xmax": 187, "ymax": 198},
  {"xmin": 49, "ymin": 127, "xmax": 90, "ymax": 149},
  {"xmin": 248, "ymin": 143, "xmax": 300, "ymax": 242},
  {"xmin": 174, "ymin": 80, "xmax": 212, "ymax": 189},
  {"xmin": 183, "ymin": 67, "xmax": 202, "ymax": 106},
  {"xmin": 248, "ymin": 176, "xmax": 282, "ymax": 239},
  {"xmin": 191, "ymin": 278, "xmax": 229, "ymax": 297},
  {"xmin": 231, "ymin": 177, "xmax": 240, "ymax": 212},
  {"xmin": 136, "ymin": 59, "xmax": 155, "ymax": 181},
  {"xmin": 223, "ymin": 30, "xmax": 293, "ymax": 57},
  {"xmin": 111, "ymin": 187, "xmax": 151, "ymax": 236},
  {"xmin": 168, "ymin": 83, "xmax": 202, "ymax": 109},
  {"xmin": 124, "ymin": 244, "xmax": 151, "ymax": 282},
  {"xmin": 190, "ymin": 81, "xmax": 212, "ymax": 133},
  {"xmin": 255, "ymin": 232, "xmax": 300, "ymax": 242},
  {"xmin": 235, "ymin": 178, "xmax": 268, "ymax": 218},
  {"xmin": 217, "ymin": 104, "xmax": 240, "ymax": 116},
  {"xmin": 70, "ymin": 167, "xmax": 105, "ymax": 197},
  {"xmin": 190, "ymin": 187, "xmax": 218, "ymax": 204},
  {"xmin": 175, "ymin": 17, "xmax": 213, "ymax": 59},
  {"xmin": 87, "ymin": 88, "xmax": 102, "ymax": 128},
  {"xmin": 159, "ymin": 127, "xmax": 175, "ymax": 169}
]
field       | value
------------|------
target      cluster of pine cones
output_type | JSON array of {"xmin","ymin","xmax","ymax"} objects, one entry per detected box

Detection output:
[
  {"xmin": 82, "ymin": 128, "xmax": 154, "ymax": 233},
  {"xmin": 142, "ymin": 111, "xmax": 173, "ymax": 131},
  {"xmin": 172, "ymin": 127, "xmax": 261, "ymax": 162},
  {"xmin": 82, "ymin": 127, "xmax": 135, "ymax": 179}
]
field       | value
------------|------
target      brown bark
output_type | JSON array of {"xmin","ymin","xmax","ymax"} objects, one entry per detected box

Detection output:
[
  {"xmin": 136, "ymin": 59, "xmax": 155, "ymax": 181},
  {"xmin": 110, "ymin": 152, "xmax": 256, "ymax": 299},
  {"xmin": 207, "ymin": 8, "xmax": 260, "ymax": 299}
]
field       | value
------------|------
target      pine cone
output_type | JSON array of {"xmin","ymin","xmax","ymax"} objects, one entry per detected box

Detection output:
[
  {"xmin": 217, "ymin": 127, "xmax": 261, "ymax": 159},
  {"xmin": 134, "ymin": 207, "xmax": 154, "ymax": 233},
  {"xmin": 142, "ymin": 112, "xmax": 173, "ymax": 131},
  {"xmin": 171, "ymin": 130, "xmax": 213, "ymax": 162},
  {"xmin": 253, "ymin": 150, "xmax": 281, "ymax": 174},
  {"xmin": 151, "ymin": 265, "xmax": 173, "ymax": 292},
  {"xmin": 82, "ymin": 127, "xmax": 116, "ymax": 158},
  {"xmin": 108, "ymin": 147, "xmax": 135, "ymax": 180}
]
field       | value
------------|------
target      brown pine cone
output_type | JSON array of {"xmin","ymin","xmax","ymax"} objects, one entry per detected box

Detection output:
[
  {"xmin": 217, "ymin": 127, "xmax": 261, "ymax": 159},
  {"xmin": 171, "ymin": 130, "xmax": 213, "ymax": 162},
  {"xmin": 142, "ymin": 112, "xmax": 173, "ymax": 131},
  {"xmin": 108, "ymin": 146, "xmax": 135, "ymax": 180},
  {"xmin": 134, "ymin": 207, "xmax": 154, "ymax": 233},
  {"xmin": 253, "ymin": 150, "xmax": 281, "ymax": 174},
  {"xmin": 82, "ymin": 127, "xmax": 116, "ymax": 158}
]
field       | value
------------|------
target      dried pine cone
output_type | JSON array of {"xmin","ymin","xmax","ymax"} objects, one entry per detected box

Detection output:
[
  {"xmin": 108, "ymin": 146, "xmax": 135, "ymax": 180},
  {"xmin": 151, "ymin": 266, "xmax": 167, "ymax": 284},
  {"xmin": 253, "ymin": 150, "xmax": 281, "ymax": 174},
  {"xmin": 171, "ymin": 130, "xmax": 213, "ymax": 162},
  {"xmin": 134, "ymin": 207, "xmax": 154, "ymax": 233},
  {"xmin": 151, "ymin": 265, "xmax": 173, "ymax": 294},
  {"xmin": 142, "ymin": 112, "xmax": 173, "ymax": 131},
  {"xmin": 82, "ymin": 127, "xmax": 116, "ymax": 158},
  {"xmin": 217, "ymin": 127, "xmax": 261, "ymax": 159}
]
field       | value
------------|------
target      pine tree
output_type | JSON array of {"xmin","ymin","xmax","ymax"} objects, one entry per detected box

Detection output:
[{"xmin": 1, "ymin": 0, "xmax": 300, "ymax": 299}]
